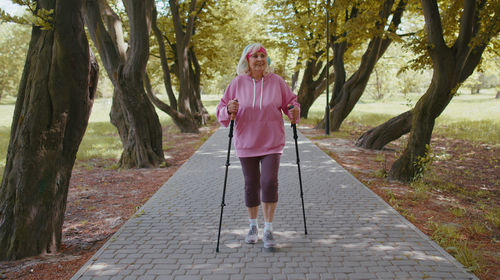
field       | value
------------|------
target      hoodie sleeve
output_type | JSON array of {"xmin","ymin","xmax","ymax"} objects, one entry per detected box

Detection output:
[
  {"xmin": 216, "ymin": 77, "xmax": 238, "ymax": 127},
  {"xmin": 278, "ymin": 75, "xmax": 300, "ymax": 123}
]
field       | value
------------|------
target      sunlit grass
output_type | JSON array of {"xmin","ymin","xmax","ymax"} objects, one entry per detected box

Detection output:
[
  {"xmin": 0, "ymin": 126, "xmax": 8, "ymax": 179},
  {"xmin": 435, "ymin": 119, "xmax": 500, "ymax": 144},
  {"xmin": 484, "ymin": 207, "xmax": 500, "ymax": 229},
  {"xmin": 467, "ymin": 222, "xmax": 487, "ymax": 235},
  {"xmin": 76, "ymin": 122, "xmax": 122, "ymax": 161},
  {"xmin": 448, "ymin": 207, "xmax": 467, "ymax": 218},
  {"xmin": 305, "ymin": 92, "xmax": 500, "ymax": 145},
  {"xmin": 453, "ymin": 242, "xmax": 483, "ymax": 273},
  {"xmin": 0, "ymin": 105, "xmax": 15, "ymax": 127},
  {"xmin": 426, "ymin": 218, "xmax": 485, "ymax": 273},
  {"xmin": 409, "ymin": 180, "xmax": 430, "ymax": 201}
]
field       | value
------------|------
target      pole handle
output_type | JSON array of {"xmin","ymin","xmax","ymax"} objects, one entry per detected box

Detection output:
[{"xmin": 288, "ymin": 105, "xmax": 297, "ymax": 125}]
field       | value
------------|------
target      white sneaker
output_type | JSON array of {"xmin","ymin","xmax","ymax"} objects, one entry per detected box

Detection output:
[
  {"xmin": 245, "ymin": 225, "xmax": 258, "ymax": 244},
  {"xmin": 263, "ymin": 230, "xmax": 276, "ymax": 248}
]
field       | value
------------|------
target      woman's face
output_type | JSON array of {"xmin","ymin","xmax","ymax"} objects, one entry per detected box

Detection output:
[{"xmin": 248, "ymin": 51, "xmax": 267, "ymax": 74}]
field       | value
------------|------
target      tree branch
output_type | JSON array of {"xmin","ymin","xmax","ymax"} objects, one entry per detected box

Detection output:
[
  {"xmin": 184, "ymin": 0, "xmax": 198, "ymax": 46},
  {"xmin": 169, "ymin": 0, "xmax": 184, "ymax": 42},
  {"xmin": 456, "ymin": 0, "xmax": 476, "ymax": 53},
  {"xmin": 84, "ymin": 0, "xmax": 121, "ymax": 79},
  {"xmin": 420, "ymin": 0, "xmax": 447, "ymax": 51},
  {"xmin": 152, "ymin": 5, "xmax": 178, "ymax": 109}
]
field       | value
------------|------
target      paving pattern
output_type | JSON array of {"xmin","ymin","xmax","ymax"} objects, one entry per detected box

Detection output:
[{"xmin": 71, "ymin": 125, "xmax": 477, "ymax": 280}]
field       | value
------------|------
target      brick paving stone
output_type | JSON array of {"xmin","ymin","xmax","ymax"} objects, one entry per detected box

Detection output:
[{"xmin": 71, "ymin": 127, "xmax": 478, "ymax": 280}]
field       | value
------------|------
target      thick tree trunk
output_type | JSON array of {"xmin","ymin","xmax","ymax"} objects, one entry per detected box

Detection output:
[
  {"xmin": 315, "ymin": 39, "xmax": 348, "ymax": 130},
  {"xmin": 85, "ymin": 0, "xmax": 165, "ymax": 168},
  {"xmin": 144, "ymin": 73, "xmax": 199, "ymax": 133},
  {"xmin": 328, "ymin": 37, "xmax": 385, "ymax": 131},
  {"xmin": 389, "ymin": 73, "xmax": 455, "ymax": 181},
  {"xmin": 388, "ymin": 0, "xmax": 494, "ymax": 182},
  {"xmin": 296, "ymin": 55, "xmax": 334, "ymax": 119},
  {"xmin": 0, "ymin": 0, "xmax": 97, "ymax": 260},
  {"xmin": 115, "ymin": 0, "xmax": 164, "ymax": 168},
  {"xmin": 109, "ymin": 89, "xmax": 130, "ymax": 148},
  {"xmin": 356, "ymin": 110, "xmax": 412, "ymax": 149},
  {"xmin": 297, "ymin": 61, "xmax": 316, "ymax": 118},
  {"xmin": 190, "ymin": 48, "xmax": 210, "ymax": 124}
]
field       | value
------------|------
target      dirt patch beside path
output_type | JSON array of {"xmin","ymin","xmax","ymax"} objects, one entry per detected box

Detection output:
[
  {"xmin": 0, "ymin": 123, "xmax": 218, "ymax": 280},
  {"xmin": 299, "ymin": 123, "xmax": 499, "ymax": 280}
]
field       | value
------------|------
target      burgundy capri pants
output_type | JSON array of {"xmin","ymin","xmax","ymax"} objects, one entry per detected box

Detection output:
[{"xmin": 239, "ymin": 153, "xmax": 281, "ymax": 207}]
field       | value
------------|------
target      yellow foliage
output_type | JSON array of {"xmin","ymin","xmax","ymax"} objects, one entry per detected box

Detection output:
[{"xmin": 0, "ymin": 0, "xmax": 53, "ymax": 30}]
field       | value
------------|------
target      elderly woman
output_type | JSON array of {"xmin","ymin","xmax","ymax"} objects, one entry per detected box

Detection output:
[{"xmin": 216, "ymin": 43, "xmax": 300, "ymax": 249}]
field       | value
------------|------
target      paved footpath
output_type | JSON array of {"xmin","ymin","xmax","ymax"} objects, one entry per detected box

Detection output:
[{"xmin": 72, "ymin": 125, "xmax": 477, "ymax": 280}]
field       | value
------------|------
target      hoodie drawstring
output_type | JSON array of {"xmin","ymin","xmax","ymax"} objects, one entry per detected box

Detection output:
[
  {"xmin": 252, "ymin": 78, "xmax": 264, "ymax": 110},
  {"xmin": 252, "ymin": 78, "xmax": 256, "ymax": 109},
  {"xmin": 260, "ymin": 80, "xmax": 263, "ymax": 110}
]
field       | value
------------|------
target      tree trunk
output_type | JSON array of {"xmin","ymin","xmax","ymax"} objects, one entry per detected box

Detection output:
[
  {"xmin": 388, "ymin": 72, "xmax": 455, "ymax": 181},
  {"xmin": 189, "ymin": 48, "xmax": 210, "ymax": 124},
  {"xmin": 318, "ymin": 0, "xmax": 406, "ymax": 131},
  {"xmin": 388, "ymin": 0, "xmax": 494, "ymax": 182},
  {"xmin": 0, "ymin": 0, "xmax": 97, "ymax": 260},
  {"xmin": 84, "ymin": 0, "xmax": 165, "ymax": 168},
  {"xmin": 356, "ymin": 110, "xmax": 412, "ymax": 149},
  {"xmin": 115, "ymin": 0, "xmax": 164, "ymax": 168},
  {"xmin": 149, "ymin": 4, "xmax": 201, "ymax": 133},
  {"xmin": 297, "ymin": 61, "xmax": 317, "ymax": 118},
  {"xmin": 144, "ymin": 73, "xmax": 199, "ymax": 133},
  {"xmin": 296, "ymin": 53, "xmax": 334, "ymax": 119},
  {"xmin": 291, "ymin": 57, "xmax": 301, "ymax": 92},
  {"xmin": 146, "ymin": 0, "xmax": 209, "ymax": 133},
  {"xmin": 315, "ymin": 39, "xmax": 348, "ymax": 130},
  {"xmin": 171, "ymin": 0, "xmax": 209, "ymax": 128}
]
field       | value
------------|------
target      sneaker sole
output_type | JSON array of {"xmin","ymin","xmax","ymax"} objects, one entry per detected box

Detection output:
[{"xmin": 245, "ymin": 238, "xmax": 258, "ymax": 244}]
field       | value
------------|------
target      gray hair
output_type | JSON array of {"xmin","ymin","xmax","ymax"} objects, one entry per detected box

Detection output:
[{"xmin": 236, "ymin": 43, "xmax": 272, "ymax": 76}]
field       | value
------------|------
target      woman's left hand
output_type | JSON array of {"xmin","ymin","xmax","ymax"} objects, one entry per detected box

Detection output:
[{"xmin": 288, "ymin": 105, "xmax": 299, "ymax": 123}]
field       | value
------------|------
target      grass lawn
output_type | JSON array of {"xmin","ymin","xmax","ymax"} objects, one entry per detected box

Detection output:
[
  {"xmin": 305, "ymin": 91, "xmax": 500, "ymax": 144},
  {"xmin": 1, "ymin": 91, "xmax": 499, "ymax": 178}
]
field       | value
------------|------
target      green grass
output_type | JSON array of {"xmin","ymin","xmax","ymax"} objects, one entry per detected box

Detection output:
[
  {"xmin": 453, "ymin": 242, "xmax": 483, "ymax": 273},
  {"xmin": 76, "ymin": 122, "xmax": 122, "ymax": 162},
  {"xmin": 306, "ymin": 91, "xmax": 500, "ymax": 145},
  {"xmin": 435, "ymin": 119, "xmax": 499, "ymax": 144},
  {"xmin": 0, "ymin": 126, "xmax": 8, "ymax": 178},
  {"xmin": 0, "ymin": 105, "xmax": 15, "ymax": 127},
  {"xmin": 409, "ymin": 180, "xmax": 430, "ymax": 201},
  {"xmin": 448, "ymin": 207, "xmax": 467, "ymax": 218},
  {"xmin": 468, "ymin": 222, "xmax": 487, "ymax": 235},
  {"xmin": 484, "ymin": 207, "xmax": 500, "ymax": 229},
  {"xmin": 426, "ymin": 218, "xmax": 485, "ymax": 273}
]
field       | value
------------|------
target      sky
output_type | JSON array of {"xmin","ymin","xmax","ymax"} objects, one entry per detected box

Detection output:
[{"xmin": 0, "ymin": 0, "xmax": 24, "ymax": 15}]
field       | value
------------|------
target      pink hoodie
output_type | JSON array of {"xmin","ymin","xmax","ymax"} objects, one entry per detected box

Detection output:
[{"xmin": 217, "ymin": 73, "xmax": 300, "ymax": 158}]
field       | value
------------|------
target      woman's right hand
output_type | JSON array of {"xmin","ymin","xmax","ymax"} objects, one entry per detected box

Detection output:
[{"xmin": 227, "ymin": 99, "xmax": 239, "ymax": 115}]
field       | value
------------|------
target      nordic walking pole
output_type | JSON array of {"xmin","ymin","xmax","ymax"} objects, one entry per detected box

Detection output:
[
  {"xmin": 288, "ymin": 105, "xmax": 308, "ymax": 235},
  {"xmin": 216, "ymin": 105, "xmax": 236, "ymax": 253}
]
